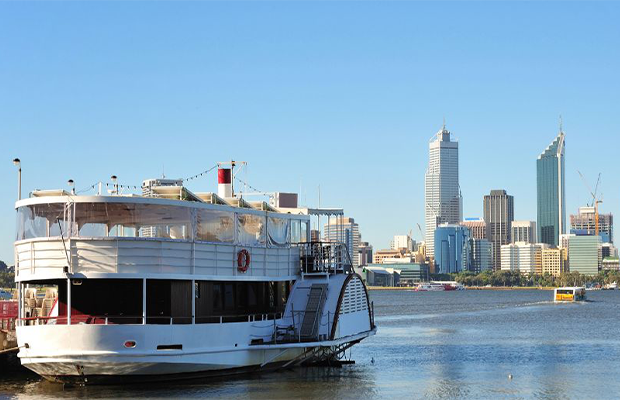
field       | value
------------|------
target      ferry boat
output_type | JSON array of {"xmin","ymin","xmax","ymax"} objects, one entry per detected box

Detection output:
[
  {"xmin": 13, "ymin": 166, "xmax": 376, "ymax": 384},
  {"xmin": 554, "ymin": 287, "xmax": 586, "ymax": 302}
]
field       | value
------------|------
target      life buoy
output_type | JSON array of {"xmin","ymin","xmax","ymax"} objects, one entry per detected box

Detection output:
[{"xmin": 237, "ymin": 249, "xmax": 250, "ymax": 273}]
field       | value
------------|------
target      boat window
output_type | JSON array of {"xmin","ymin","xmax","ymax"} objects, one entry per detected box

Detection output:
[
  {"xmin": 196, "ymin": 209, "xmax": 234, "ymax": 243},
  {"xmin": 20, "ymin": 280, "xmax": 65, "ymax": 325},
  {"xmin": 291, "ymin": 220, "xmax": 301, "ymax": 243},
  {"xmin": 195, "ymin": 280, "xmax": 293, "ymax": 323},
  {"xmin": 300, "ymin": 220, "xmax": 309, "ymax": 242},
  {"xmin": 267, "ymin": 217, "xmax": 289, "ymax": 247},
  {"xmin": 16, "ymin": 204, "xmax": 64, "ymax": 240},
  {"xmin": 70, "ymin": 279, "xmax": 143, "ymax": 324},
  {"xmin": 237, "ymin": 214, "xmax": 266, "ymax": 246},
  {"xmin": 146, "ymin": 280, "xmax": 192, "ymax": 324}
]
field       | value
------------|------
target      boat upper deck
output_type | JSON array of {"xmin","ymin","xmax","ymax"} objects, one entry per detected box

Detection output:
[{"xmin": 14, "ymin": 194, "xmax": 313, "ymax": 282}]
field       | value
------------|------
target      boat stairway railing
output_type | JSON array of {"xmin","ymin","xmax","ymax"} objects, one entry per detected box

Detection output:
[
  {"xmin": 250, "ymin": 309, "xmax": 336, "ymax": 345},
  {"xmin": 252, "ymin": 284, "xmax": 332, "ymax": 345},
  {"xmin": 297, "ymin": 241, "xmax": 353, "ymax": 275}
]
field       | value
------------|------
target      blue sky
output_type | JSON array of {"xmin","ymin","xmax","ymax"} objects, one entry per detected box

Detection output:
[{"xmin": 1, "ymin": 1, "xmax": 619, "ymax": 263}]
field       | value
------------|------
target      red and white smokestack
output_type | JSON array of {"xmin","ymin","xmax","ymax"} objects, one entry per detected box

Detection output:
[{"xmin": 218, "ymin": 168, "xmax": 232, "ymax": 198}]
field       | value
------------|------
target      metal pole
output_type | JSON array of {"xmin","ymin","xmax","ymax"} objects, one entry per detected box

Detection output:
[
  {"xmin": 67, "ymin": 278, "xmax": 71, "ymax": 325},
  {"xmin": 13, "ymin": 159, "xmax": 21, "ymax": 201},
  {"xmin": 18, "ymin": 166, "xmax": 21, "ymax": 201}
]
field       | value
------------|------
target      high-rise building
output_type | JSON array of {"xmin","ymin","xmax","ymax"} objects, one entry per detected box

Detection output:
[
  {"xmin": 501, "ymin": 243, "xmax": 545, "ymax": 274},
  {"xmin": 568, "ymin": 235, "xmax": 602, "ymax": 276},
  {"xmin": 425, "ymin": 123, "xmax": 462, "ymax": 258},
  {"xmin": 358, "ymin": 242, "xmax": 373, "ymax": 266},
  {"xmin": 484, "ymin": 190, "xmax": 514, "ymax": 271},
  {"xmin": 461, "ymin": 219, "xmax": 487, "ymax": 240},
  {"xmin": 537, "ymin": 129, "xmax": 566, "ymax": 247},
  {"xmin": 511, "ymin": 221, "xmax": 537, "ymax": 244},
  {"xmin": 390, "ymin": 235, "xmax": 415, "ymax": 251},
  {"xmin": 323, "ymin": 217, "xmax": 361, "ymax": 267},
  {"xmin": 434, "ymin": 224, "xmax": 471, "ymax": 274},
  {"xmin": 541, "ymin": 248, "xmax": 567, "ymax": 277},
  {"xmin": 470, "ymin": 238, "xmax": 493, "ymax": 273},
  {"xmin": 570, "ymin": 206, "xmax": 613, "ymax": 244}
]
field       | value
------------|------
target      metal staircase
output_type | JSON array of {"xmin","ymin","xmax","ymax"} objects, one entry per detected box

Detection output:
[{"xmin": 299, "ymin": 284, "xmax": 327, "ymax": 339}]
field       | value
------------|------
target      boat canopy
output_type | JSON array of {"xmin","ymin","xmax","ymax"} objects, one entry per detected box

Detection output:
[{"xmin": 15, "ymin": 196, "xmax": 310, "ymax": 247}]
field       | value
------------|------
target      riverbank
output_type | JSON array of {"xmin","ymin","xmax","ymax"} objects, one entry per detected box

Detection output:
[{"xmin": 368, "ymin": 286, "xmax": 556, "ymax": 291}]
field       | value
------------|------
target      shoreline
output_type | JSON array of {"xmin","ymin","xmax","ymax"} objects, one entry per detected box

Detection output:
[{"xmin": 368, "ymin": 286, "xmax": 556, "ymax": 291}]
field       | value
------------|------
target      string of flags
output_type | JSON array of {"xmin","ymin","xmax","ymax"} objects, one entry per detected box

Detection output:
[
  {"xmin": 72, "ymin": 165, "xmax": 224, "ymax": 194},
  {"xmin": 235, "ymin": 176, "xmax": 261, "ymax": 193},
  {"xmin": 183, "ymin": 164, "xmax": 219, "ymax": 182}
]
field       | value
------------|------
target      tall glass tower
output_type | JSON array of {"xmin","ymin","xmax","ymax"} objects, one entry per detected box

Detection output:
[
  {"xmin": 537, "ymin": 129, "xmax": 566, "ymax": 247},
  {"xmin": 425, "ymin": 123, "xmax": 462, "ymax": 258}
]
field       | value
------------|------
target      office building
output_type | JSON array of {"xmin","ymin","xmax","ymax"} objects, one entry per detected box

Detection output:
[
  {"xmin": 470, "ymin": 238, "xmax": 493, "ymax": 273},
  {"xmin": 358, "ymin": 242, "xmax": 373, "ymax": 266},
  {"xmin": 570, "ymin": 206, "xmax": 613, "ymax": 244},
  {"xmin": 537, "ymin": 129, "xmax": 566, "ymax": 247},
  {"xmin": 541, "ymin": 248, "xmax": 567, "ymax": 277},
  {"xmin": 501, "ymin": 243, "xmax": 544, "ymax": 274},
  {"xmin": 390, "ymin": 235, "xmax": 415, "ymax": 252},
  {"xmin": 323, "ymin": 217, "xmax": 361, "ymax": 267},
  {"xmin": 425, "ymin": 123, "xmax": 462, "ymax": 258},
  {"xmin": 434, "ymin": 224, "xmax": 471, "ymax": 274},
  {"xmin": 512, "ymin": 221, "xmax": 537, "ymax": 244},
  {"xmin": 484, "ymin": 190, "xmax": 514, "ymax": 271},
  {"xmin": 373, "ymin": 249, "xmax": 404, "ymax": 264},
  {"xmin": 461, "ymin": 219, "xmax": 487, "ymax": 240},
  {"xmin": 568, "ymin": 235, "xmax": 602, "ymax": 276},
  {"xmin": 559, "ymin": 233, "xmax": 575, "ymax": 249}
]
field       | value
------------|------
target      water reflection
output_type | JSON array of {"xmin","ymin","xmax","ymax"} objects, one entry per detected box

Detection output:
[{"xmin": 3, "ymin": 290, "xmax": 620, "ymax": 399}]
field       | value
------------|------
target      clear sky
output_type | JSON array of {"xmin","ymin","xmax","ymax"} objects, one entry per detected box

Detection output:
[{"xmin": 1, "ymin": 1, "xmax": 619, "ymax": 263}]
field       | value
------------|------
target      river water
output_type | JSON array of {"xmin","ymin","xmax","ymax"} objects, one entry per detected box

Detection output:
[{"xmin": 2, "ymin": 289, "xmax": 620, "ymax": 399}]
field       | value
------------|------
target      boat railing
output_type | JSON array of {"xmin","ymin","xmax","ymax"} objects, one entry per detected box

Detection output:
[
  {"xmin": 249, "ymin": 309, "xmax": 335, "ymax": 345},
  {"xmin": 296, "ymin": 241, "xmax": 352, "ymax": 275},
  {"xmin": 18, "ymin": 312, "xmax": 285, "ymax": 326}
]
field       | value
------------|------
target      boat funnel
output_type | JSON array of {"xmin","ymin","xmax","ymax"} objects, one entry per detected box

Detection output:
[{"xmin": 218, "ymin": 168, "xmax": 232, "ymax": 198}]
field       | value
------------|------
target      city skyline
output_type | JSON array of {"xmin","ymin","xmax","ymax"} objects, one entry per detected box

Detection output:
[{"xmin": 2, "ymin": 2, "xmax": 620, "ymax": 262}]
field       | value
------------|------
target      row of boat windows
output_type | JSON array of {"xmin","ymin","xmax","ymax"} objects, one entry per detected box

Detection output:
[
  {"xmin": 21, "ymin": 279, "xmax": 293, "ymax": 325},
  {"xmin": 16, "ymin": 203, "xmax": 309, "ymax": 247}
]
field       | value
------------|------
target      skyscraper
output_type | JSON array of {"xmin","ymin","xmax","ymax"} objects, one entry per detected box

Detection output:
[
  {"xmin": 537, "ymin": 128, "xmax": 566, "ymax": 247},
  {"xmin": 434, "ymin": 224, "xmax": 471, "ymax": 274},
  {"xmin": 323, "ymin": 217, "xmax": 361, "ymax": 267},
  {"xmin": 483, "ymin": 190, "xmax": 514, "ymax": 271},
  {"xmin": 471, "ymin": 238, "xmax": 493, "ymax": 273},
  {"xmin": 425, "ymin": 123, "xmax": 462, "ymax": 258}
]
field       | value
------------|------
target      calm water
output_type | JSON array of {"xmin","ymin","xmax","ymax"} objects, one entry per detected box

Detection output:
[{"xmin": 2, "ymin": 289, "xmax": 620, "ymax": 399}]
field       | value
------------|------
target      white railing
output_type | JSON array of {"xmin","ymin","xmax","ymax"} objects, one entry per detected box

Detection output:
[{"xmin": 15, "ymin": 237, "xmax": 300, "ymax": 279}]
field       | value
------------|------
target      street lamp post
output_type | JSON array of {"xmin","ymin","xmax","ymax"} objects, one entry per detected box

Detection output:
[
  {"xmin": 111, "ymin": 175, "xmax": 118, "ymax": 195},
  {"xmin": 13, "ymin": 158, "xmax": 21, "ymax": 201}
]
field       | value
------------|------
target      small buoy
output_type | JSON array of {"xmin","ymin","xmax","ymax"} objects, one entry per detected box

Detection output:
[
  {"xmin": 371, "ymin": 357, "xmax": 375, "ymax": 364},
  {"xmin": 508, "ymin": 374, "xmax": 513, "ymax": 380}
]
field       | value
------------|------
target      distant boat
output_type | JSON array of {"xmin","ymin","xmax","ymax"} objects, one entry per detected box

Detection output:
[
  {"xmin": 603, "ymin": 282, "xmax": 618, "ymax": 290},
  {"xmin": 414, "ymin": 283, "xmax": 460, "ymax": 292},
  {"xmin": 554, "ymin": 287, "xmax": 586, "ymax": 302}
]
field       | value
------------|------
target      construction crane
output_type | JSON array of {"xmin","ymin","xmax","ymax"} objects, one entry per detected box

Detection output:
[{"xmin": 577, "ymin": 171, "xmax": 603, "ymax": 236}]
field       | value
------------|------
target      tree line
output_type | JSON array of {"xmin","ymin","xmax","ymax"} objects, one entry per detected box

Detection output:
[{"xmin": 441, "ymin": 270, "xmax": 620, "ymax": 287}]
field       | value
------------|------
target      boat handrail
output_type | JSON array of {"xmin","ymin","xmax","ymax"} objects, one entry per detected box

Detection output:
[
  {"xmin": 18, "ymin": 312, "xmax": 286, "ymax": 326},
  {"xmin": 297, "ymin": 241, "xmax": 353, "ymax": 275}
]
